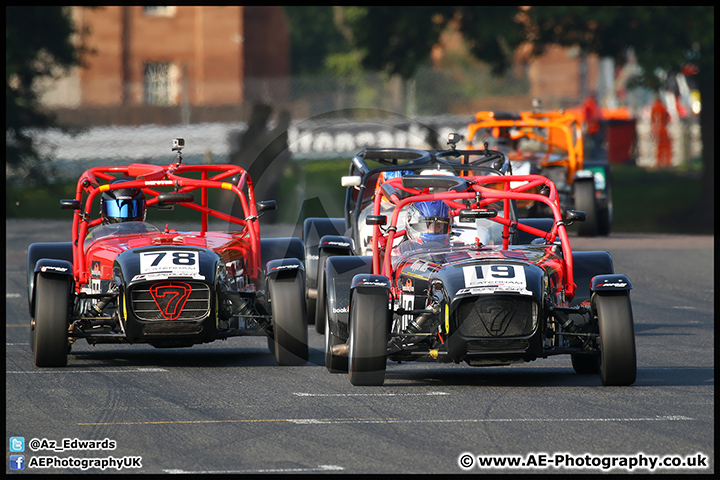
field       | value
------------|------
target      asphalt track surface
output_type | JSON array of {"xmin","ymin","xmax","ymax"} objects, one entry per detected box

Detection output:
[{"xmin": 6, "ymin": 220, "xmax": 714, "ymax": 474}]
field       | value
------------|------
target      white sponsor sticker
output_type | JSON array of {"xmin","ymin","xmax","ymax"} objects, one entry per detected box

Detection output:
[
  {"xmin": 140, "ymin": 251, "xmax": 199, "ymax": 276},
  {"xmin": 460, "ymin": 264, "xmax": 531, "ymax": 295}
]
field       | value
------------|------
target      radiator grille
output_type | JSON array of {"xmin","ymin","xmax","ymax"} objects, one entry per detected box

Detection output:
[
  {"xmin": 455, "ymin": 296, "xmax": 536, "ymax": 338},
  {"xmin": 130, "ymin": 281, "xmax": 211, "ymax": 321}
]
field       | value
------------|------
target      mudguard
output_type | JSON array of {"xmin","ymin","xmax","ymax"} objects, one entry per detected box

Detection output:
[
  {"xmin": 302, "ymin": 218, "xmax": 346, "ymax": 295},
  {"xmin": 260, "ymin": 237, "xmax": 304, "ymax": 276},
  {"xmin": 591, "ymin": 274, "xmax": 632, "ymax": 292},
  {"xmin": 27, "ymin": 242, "xmax": 74, "ymax": 316},
  {"xmin": 324, "ymin": 255, "xmax": 373, "ymax": 341},
  {"xmin": 571, "ymin": 251, "xmax": 614, "ymax": 305},
  {"xmin": 265, "ymin": 257, "xmax": 305, "ymax": 282},
  {"xmin": 30, "ymin": 258, "xmax": 74, "ymax": 317}
]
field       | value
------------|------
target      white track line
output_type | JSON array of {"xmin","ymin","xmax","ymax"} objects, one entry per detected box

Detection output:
[
  {"xmin": 293, "ymin": 391, "xmax": 449, "ymax": 397},
  {"xmin": 164, "ymin": 465, "xmax": 344, "ymax": 474},
  {"xmin": 7, "ymin": 368, "xmax": 168, "ymax": 374}
]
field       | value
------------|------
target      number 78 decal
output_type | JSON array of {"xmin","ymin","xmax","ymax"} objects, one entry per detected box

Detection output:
[{"xmin": 140, "ymin": 251, "xmax": 199, "ymax": 275}]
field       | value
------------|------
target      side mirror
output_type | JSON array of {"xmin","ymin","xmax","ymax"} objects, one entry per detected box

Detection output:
[
  {"xmin": 564, "ymin": 210, "xmax": 586, "ymax": 225},
  {"xmin": 257, "ymin": 200, "xmax": 277, "ymax": 213},
  {"xmin": 458, "ymin": 208, "xmax": 498, "ymax": 222},
  {"xmin": 341, "ymin": 176, "xmax": 362, "ymax": 187},
  {"xmin": 60, "ymin": 199, "xmax": 81, "ymax": 210},
  {"xmin": 366, "ymin": 215, "xmax": 387, "ymax": 226}
]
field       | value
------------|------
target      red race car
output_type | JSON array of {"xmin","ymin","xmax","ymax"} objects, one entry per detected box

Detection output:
[
  {"xmin": 319, "ymin": 171, "xmax": 636, "ymax": 386},
  {"xmin": 27, "ymin": 138, "xmax": 308, "ymax": 367}
]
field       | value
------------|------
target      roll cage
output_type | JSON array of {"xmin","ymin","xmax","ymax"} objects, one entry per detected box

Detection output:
[
  {"xmin": 343, "ymin": 145, "xmax": 514, "ymax": 244},
  {"xmin": 369, "ymin": 173, "xmax": 578, "ymax": 300},
  {"xmin": 62, "ymin": 158, "xmax": 262, "ymax": 287}
]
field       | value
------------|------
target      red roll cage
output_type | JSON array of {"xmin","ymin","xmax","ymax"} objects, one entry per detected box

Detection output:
[
  {"xmin": 67, "ymin": 161, "xmax": 261, "ymax": 286},
  {"xmin": 369, "ymin": 173, "xmax": 576, "ymax": 299}
]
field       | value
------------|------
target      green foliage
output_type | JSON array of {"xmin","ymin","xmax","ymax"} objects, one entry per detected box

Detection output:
[
  {"xmin": 6, "ymin": 6, "xmax": 86, "ymax": 184},
  {"xmin": 284, "ymin": 6, "xmax": 354, "ymax": 75}
]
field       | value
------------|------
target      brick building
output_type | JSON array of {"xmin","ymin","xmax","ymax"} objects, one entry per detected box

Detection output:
[{"xmin": 43, "ymin": 6, "xmax": 290, "ymax": 124}]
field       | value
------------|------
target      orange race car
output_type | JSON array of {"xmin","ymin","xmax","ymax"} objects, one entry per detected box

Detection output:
[{"xmin": 466, "ymin": 110, "xmax": 612, "ymax": 237}]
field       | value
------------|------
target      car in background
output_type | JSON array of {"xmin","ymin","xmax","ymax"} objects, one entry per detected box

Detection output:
[
  {"xmin": 317, "ymin": 171, "xmax": 636, "ymax": 387},
  {"xmin": 27, "ymin": 138, "xmax": 308, "ymax": 367},
  {"xmin": 466, "ymin": 110, "xmax": 612, "ymax": 237}
]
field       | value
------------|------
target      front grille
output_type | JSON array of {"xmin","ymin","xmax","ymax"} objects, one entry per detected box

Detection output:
[
  {"xmin": 455, "ymin": 296, "xmax": 536, "ymax": 338},
  {"xmin": 130, "ymin": 281, "xmax": 211, "ymax": 321}
]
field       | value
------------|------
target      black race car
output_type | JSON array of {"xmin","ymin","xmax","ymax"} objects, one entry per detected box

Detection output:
[
  {"xmin": 317, "ymin": 171, "xmax": 636, "ymax": 386},
  {"xmin": 27, "ymin": 139, "xmax": 308, "ymax": 367},
  {"xmin": 303, "ymin": 135, "xmax": 541, "ymax": 333}
]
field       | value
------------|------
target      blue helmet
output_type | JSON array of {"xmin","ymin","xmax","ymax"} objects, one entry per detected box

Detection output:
[
  {"xmin": 101, "ymin": 178, "xmax": 146, "ymax": 224},
  {"xmin": 406, "ymin": 200, "xmax": 451, "ymax": 245},
  {"xmin": 381, "ymin": 169, "xmax": 414, "ymax": 180}
]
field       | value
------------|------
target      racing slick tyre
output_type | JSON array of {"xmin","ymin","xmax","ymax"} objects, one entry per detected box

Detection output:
[
  {"xmin": 324, "ymin": 305, "xmax": 348, "ymax": 374},
  {"xmin": 314, "ymin": 249, "xmax": 333, "ymax": 335},
  {"xmin": 571, "ymin": 353, "xmax": 600, "ymax": 374},
  {"xmin": 269, "ymin": 275, "xmax": 309, "ymax": 366},
  {"xmin": 348, "ymin": 289, "xmax": 389, "ymax": 386},
  {"xmin": 32, "ymin": 273, "xmax": 71, "ymax": 367},
  {"xmin": 595, "ymin": 292, "xmax": 637, "ymax": 386},
  {"xmin": 575, "ymin": 179, "xmax": 599, "ymax": 237}
]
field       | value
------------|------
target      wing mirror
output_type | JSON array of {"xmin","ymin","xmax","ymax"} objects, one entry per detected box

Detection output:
[
  {"xmin": 341, "ymin": 176, "xmax": 362, "ymax": 187},
  {"xmin": 60, "ymin": 199, "xmax": 81, "ymax": 210},
  {"xmin": 366, "ymin": 215, "xmax": 387, "ymax": 226},
  {"xmin": 564, "ymin": 210, "xmax": 586, "ymax": 225},
  {"xmin": 257, "ymin": 200, "xmax": 277, "ymax": 213}
]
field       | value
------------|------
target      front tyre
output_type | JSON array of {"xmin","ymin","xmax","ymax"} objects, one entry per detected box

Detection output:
[
  {"xmin": 348, "ymin": 289, "xmax": 389, "ymax": 386},
  {"xmin": 269, "ymin": 275, "xmax": 309, "ymax": 366},
  {"xmin": 595, "ymin": 292, "xmax": 636, "ymax": 386},
  {"xmin": 33, "ymin": 273, "xmax": 71, "ymax": 367}
]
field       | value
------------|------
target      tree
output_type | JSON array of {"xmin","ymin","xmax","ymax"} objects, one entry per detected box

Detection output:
[
  {"xmin": 341, "ymin": 6, "xmax": 714, "ymax": 218},
  {"xmin": 6, "ymin": 6, "xmax": 87, "ymax": 184}
]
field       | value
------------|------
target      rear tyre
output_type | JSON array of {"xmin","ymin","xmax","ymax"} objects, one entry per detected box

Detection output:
[
  {"xmin": 595, "ymin": 292, "xmax": 636, "ymax": 386},
  {"xmin": 324, "ymin": 303, "xmax": 348, "ymax": 374},
  {"xmin": 269, "ymin": 275, "xmax": 308, "ymax": 366},
  {"xmin": 314, "ymin": 250, "xmax": 331, "ymax": 335},
  {"xmin": 575, "ymin": 179, "xmax": 599, "ymax": 237},
  {"xmin": 348, "ymin": 289, "xmax": 389, "ymax": 386},
  {"xmin": 33, "ymin": 273, "xmax": 71, "ymax": 367}
]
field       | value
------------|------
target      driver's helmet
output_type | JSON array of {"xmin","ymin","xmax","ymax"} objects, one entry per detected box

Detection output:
[
  {"xmin": 376, "ymin": 169, "xmax": 414, "ymax": 200},
  {"xmin": 101, "ymin": 178, "xmax": 147, "ymax": 224},
  {"xmin": 405, "ymin": 200, "xmax": 452, "ymax": 245}
]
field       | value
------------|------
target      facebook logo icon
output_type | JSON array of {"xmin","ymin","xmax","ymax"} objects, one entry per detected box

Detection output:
[{"xmin": 10, "ymin": 455, "xmax": 25, "ymax": 470}]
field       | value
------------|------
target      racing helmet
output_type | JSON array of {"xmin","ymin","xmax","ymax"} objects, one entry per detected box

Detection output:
[
  {"xmin": 406, "ymin": 200, "xmax": 451, "ymax": 245},
  {"xmin": 100, "ymin": 178, "xmax": 147, "ymax": 224},
  {"xmin": 376, "ymin": 169, "xmax": 415, "ymax": 201}
]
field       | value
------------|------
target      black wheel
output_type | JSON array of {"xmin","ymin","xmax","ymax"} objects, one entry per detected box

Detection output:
[
  {"xmin": 33, "ymin": 273, "xmax": 71, "ymax": 367},
  {"xmin": 314, "ymin": 250, "xmax": 331, "ymax": 335},
  {"xmin": 571, "ymin": 353, "xmax": 599, "ymax": 374},
  {"xmin": 575, "ymin": 179, "xmax": 599, "ymax": 237},
  {"xmin": 269, "ymin": 275, "xmax": 309, "ymax": 366},
  {"xmin": 324, "ymin": 298, "xmax": 348, "ymax": 374},
  {"xmin": 595, "ymin": 292, "xmax": 636, "ymax": 386},
  {"xmin": 348, "ymin": 289, "xmax": 389, "ymax": 386}
]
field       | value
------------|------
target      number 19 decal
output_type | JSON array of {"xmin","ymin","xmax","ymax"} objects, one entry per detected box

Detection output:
[
  {"xmin": 140, "ymin": 251, "xmax": 199, "ymax": 275},
  {"xmin": 462, "ymin": 264, "xmax": 526, "ymax": 288}
]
